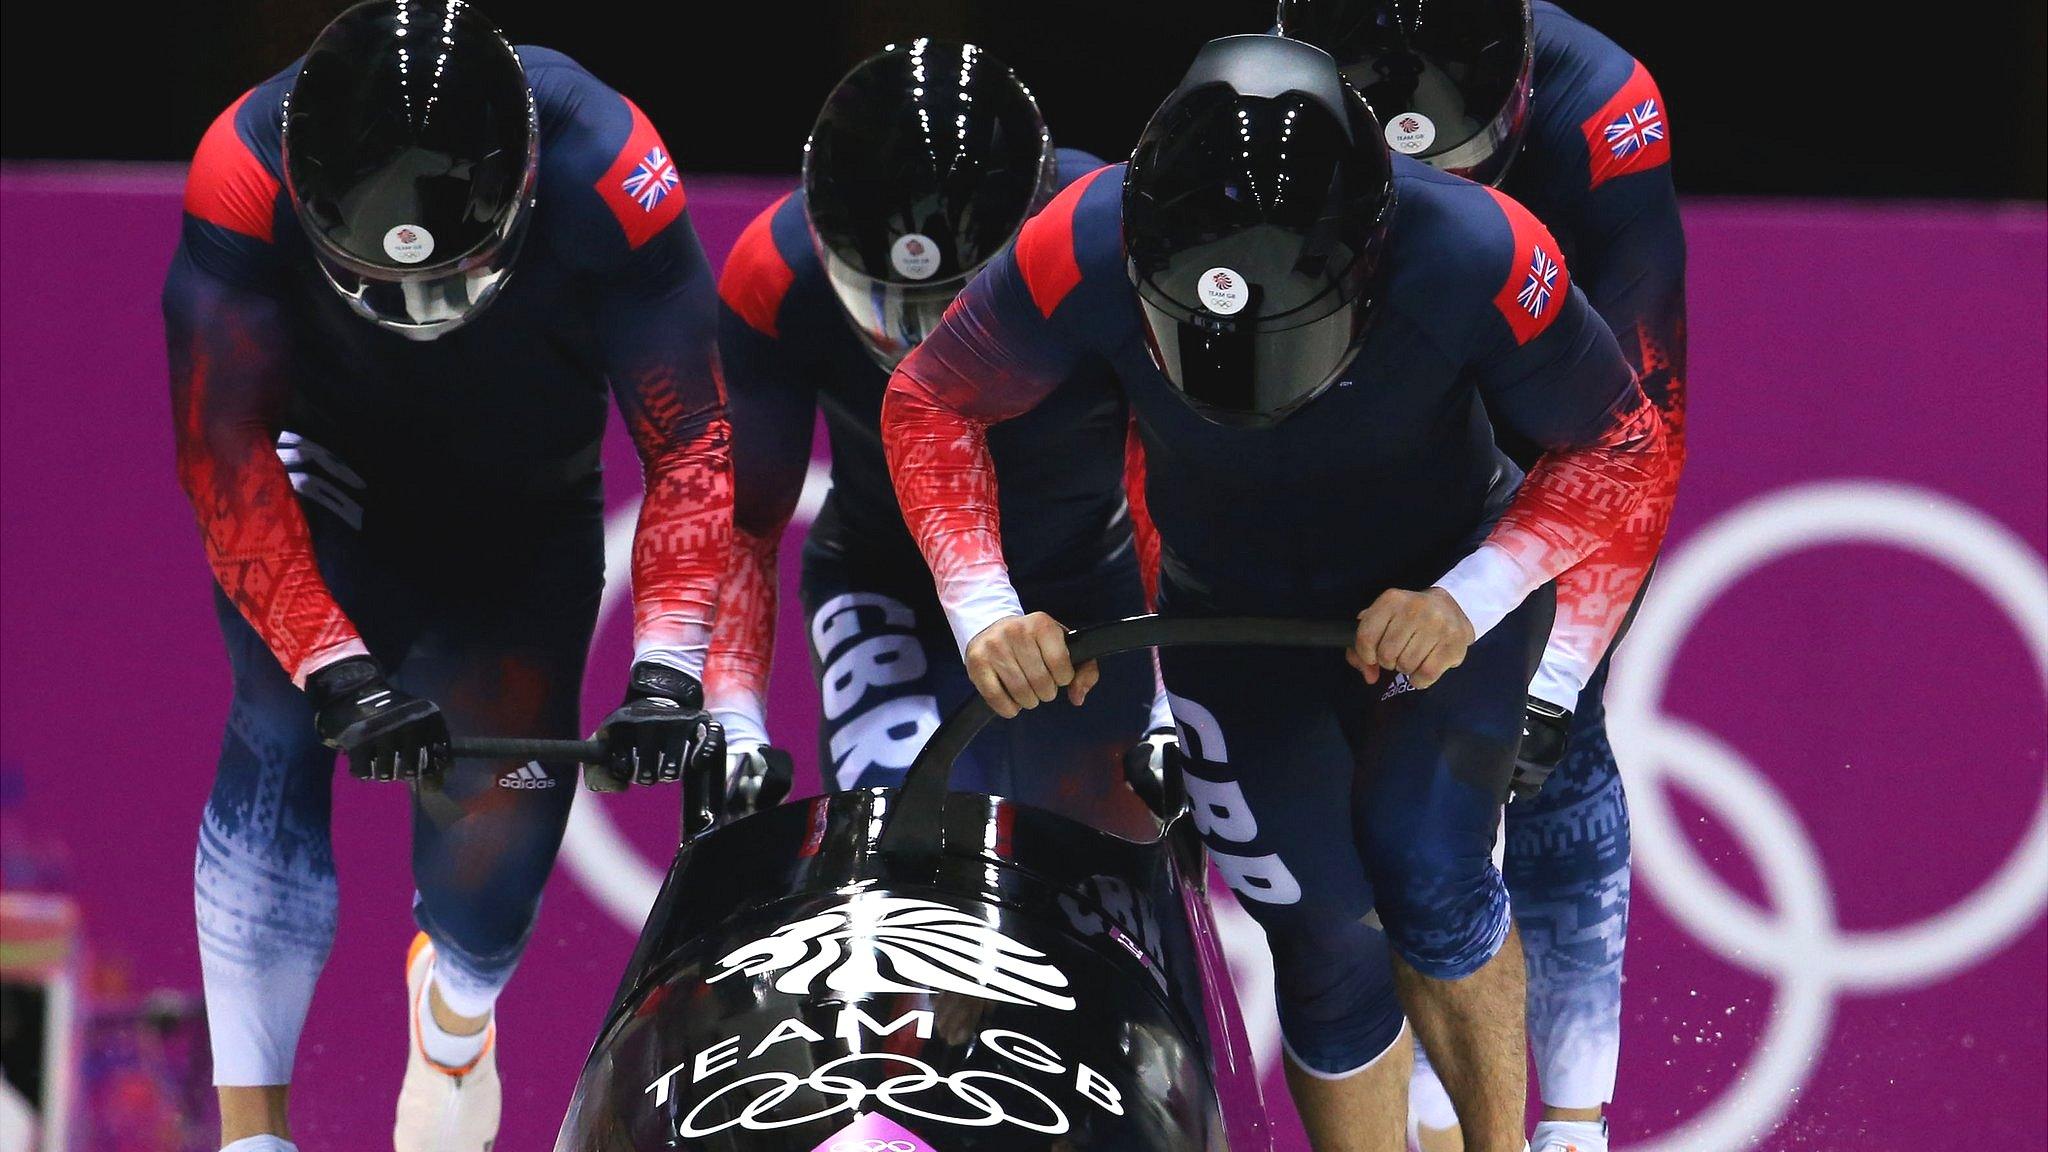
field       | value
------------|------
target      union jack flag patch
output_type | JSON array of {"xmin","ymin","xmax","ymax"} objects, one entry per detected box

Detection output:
[
  {"xmin": 1580, "ymin": 62, "xmax": 1671, "ymax": 189},
  {"xmin": 1518, "ymin": 245, "xmax": 1560, "ymax": 320},
  {"xmin": 1603, "ymin": 99, "xmax": 1665, "ymax": 159},
  {"xmin": 622, "ymin": 146, "xmax": 679, "ymax": 212}
]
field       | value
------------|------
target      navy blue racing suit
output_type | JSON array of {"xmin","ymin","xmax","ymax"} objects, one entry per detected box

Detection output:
[
  {"xmin": 1471, "ymin": 3, "xmax": 1690, "ymax": 1111},
  {"xmin": 164, "ymin": 49, "xmax": 729, "ymax": 1085},
  {"xmin": 705, "ymin": 149, "xmax": 1155, "ymax": 834},
  {"xmin": 880, "ymin": 158, "xmax": 1669, "ymax": 1073}
]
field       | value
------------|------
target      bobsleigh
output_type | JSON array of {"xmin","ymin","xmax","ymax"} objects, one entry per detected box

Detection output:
[{"xmin": 553, "ymin": 616, "xmax": 1353, "ymax": 1151}]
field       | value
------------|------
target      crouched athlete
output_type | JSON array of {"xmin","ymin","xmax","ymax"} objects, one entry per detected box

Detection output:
[
  {"xmin": 164, "ymin": 4, "xmax": 729, "ymax": 1149},
  {"xmin": 1281, "ymin": 3, "xmax": 1689, "ymax": 1147},
  {"xmin": 881, "ymin": 36, "xmax": 1669, "ymax": 1152},
  {"xmin": 706, "ymin": 39, "xmax": 1158, "ymax": 833}
]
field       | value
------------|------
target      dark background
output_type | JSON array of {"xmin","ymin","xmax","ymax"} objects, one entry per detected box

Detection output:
[{"xmin": 4, "ymin": 1, "xmax": 2044, "ymax": 198}]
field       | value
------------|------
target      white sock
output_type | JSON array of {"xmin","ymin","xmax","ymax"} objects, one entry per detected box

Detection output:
[
  {"xmin": 221, "ymin": 1137, "xmax": 299, "ymax": 1152},
  {"xmin": 1531, "ymin": 1118, "xmax": 1608, "ymax": 1152},
  {"xmin": 417, "ymin": 967, "xmax": 490, "ymax": 1070}
]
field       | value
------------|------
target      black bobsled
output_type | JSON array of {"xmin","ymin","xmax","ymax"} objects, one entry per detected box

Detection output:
[{"xmin": 553, "ymin": 616, "xmax": 1354, "ymax": 1152}]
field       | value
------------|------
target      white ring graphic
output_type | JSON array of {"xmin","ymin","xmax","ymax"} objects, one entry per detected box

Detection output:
[
  {"xmin": 1610, "ymin": 481, "xmax": 2048, "ymax": 1152},
  {"xmin": 561, "ymin": 477, "xmax": 2048, "ymax": 1152}
]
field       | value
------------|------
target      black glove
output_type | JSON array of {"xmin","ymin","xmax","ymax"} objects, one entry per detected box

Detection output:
[
  {"xmin": 305, "ymin": 656, "xmax": 451, "ymax": 784},
  {"xmin": 1510, "ymin": 697, "xmax": 1573, "ymax": 801},
  {"xmin": 725, "ymin": 746, "xmax": 795, "ymax": 818},
  {"xmin": 593, "ymin": 662, "xmax": 724, "ymax": 791},
  {"xmin": 1123, "ymin": 726, "xmax": 1188, "ymax": 819}
]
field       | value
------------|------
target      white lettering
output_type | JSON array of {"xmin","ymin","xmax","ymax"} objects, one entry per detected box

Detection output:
[
  {"xmin": 1075, "ymin": 1062, "xmax": 1124, "ymax": 1115},
  {"xmin": 747, "ymin": 1016, "xmax": 824, "ymax": 1059},
  {"xmin": 1165, "ymin": 690, "xmax": 1228, "ymax": 763},
  {"xmin": 829, "ymin": 695, "xmax": 942, "ymax": 786},
  {"xmin": 981, "ymin": 1027, "xmax": 1064, "ymax": 1075},
  {"xmin": 836, "ymin": 1006, "xmax": 934, "ymax": 1044},
  {"xmin": 644, "ymin": 1060, "xmax": 687, "ymax": 1106},
  {"xmin": 693, "ymin": 1034, "xmax": 743, "ymax": 1083},
  {"xmin": 1182, "ymin": 773, "xmax": 1260, "ymax": 843},
  {"xmin": 1210, "ymin": 849, "xmax": 1304, "ymax": 906},
  {"xmin": 821, "ymin": 633, "xmax": 928, "ymax": 719},
  {"xmin": 810, "ymin": 592, "xmax": 916, "ymax": 661}
]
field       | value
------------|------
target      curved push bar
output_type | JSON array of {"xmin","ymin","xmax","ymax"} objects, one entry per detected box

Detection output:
[{"xmin": 877, "ymin": 614, "xmax": 1358, "ymax": 861}]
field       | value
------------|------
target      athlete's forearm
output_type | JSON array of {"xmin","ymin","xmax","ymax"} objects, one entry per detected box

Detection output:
[
  {"xmin": 880, "ymin": 383, "xmax": 1022, "ymax": 654},
  {"xmin": 704, "ymin": 525, "xmax": 778, "ymax": 747},
  {"xmin": 1435, "ymin": 387, "xmax": 1669, "ymax": 639},
  {"xmin": 628, "ymin": 410, "xmax": 734, "ymax": 678},
  {"xmin": 1526, "ymin": 446, "xmax": 1679, "ymax": 708}
]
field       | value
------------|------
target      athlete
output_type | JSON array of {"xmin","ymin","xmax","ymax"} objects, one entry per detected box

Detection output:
[
  {"xmin": 882, "ymin": 35, "xmax": 1670, "ymax": 1152},
  {"xmin": 706, "ymin": 39, "xmax": 1159, "ymax": 833},
  {"xmin": 1279, "ymin": 3, "xmax": 1688, "ymax": 1148},
  {"xmin": 164, "ymin": 4, "xmax": 728, "ymax": 1150}
]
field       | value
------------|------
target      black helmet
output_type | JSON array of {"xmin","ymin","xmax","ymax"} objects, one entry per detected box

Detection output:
[
  {"xmin": 1124, "ymin": 35, "xmax": 1394, "ymax": 427},
  {"xmin": 284, "ymin": 0, "xmax": 537, "ymax": 340},
  {"xmin": 803, "ymin": 39, "xmax": 1057, "ymax": 369},
  {"xmin": 1278, "ymin": 0, "xmax": 1533, "ymax": 187}
]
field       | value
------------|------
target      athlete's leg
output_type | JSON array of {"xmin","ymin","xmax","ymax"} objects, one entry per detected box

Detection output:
[
  {"xmin": 1408, "ymin": 1040, "xmax": 1465, "ymax": 1151},
  {"xmin": 1509, "ymin": 656, "xmax": 1628, "ymax": 1144},
  {"xmin": 387, "ymin": 515, "xmax": 601, "ymax": 1151},
  {"xmin": 198, "ymin": 501, "xmax": 419, "ymax": 1146},
  {"xmin": 1354, "ymin": 588, "xmax": 1552, "ymax": 1152},
  {"xmin": 199, "ymin": 588, "xmax": 334, "ymax": 1145},
  {"xmin": 1159, "ymin": 641, "xmax": 1407, "ymax": 1152},
  {"xmin": 398, "ymin": 517, "xmax": 602, "ymax": 1028}
]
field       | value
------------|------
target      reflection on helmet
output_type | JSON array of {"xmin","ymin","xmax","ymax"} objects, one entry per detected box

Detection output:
[
  {"xmin": 1278, "ymin": 0, "xmax": 1534, "ymax": 187},
  {"xmin": 284, "ymin": 0, "xmax": 538, "ymax": 339},
  {"xmin": 803, "ymin": 38, "xmax": 1057, "ymax": 370},
  {"xmin": 1125, "ymin": 35, "xmax": 1395, "ymax": 427}
]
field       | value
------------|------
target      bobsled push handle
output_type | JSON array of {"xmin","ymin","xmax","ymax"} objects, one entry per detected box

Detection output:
[
  {"xmin": 878, "ymin": 613, "xmax": 1358, "ymax": 863},
  {"xmin": 449, "ymin": 736, "xmax": 608, "ymax": 764}
]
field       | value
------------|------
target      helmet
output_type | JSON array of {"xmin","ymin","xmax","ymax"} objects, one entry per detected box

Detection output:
[
  {"xmin": 1124, "ymin": 35, "xmax": 1394, "ymax": 427},
  {"xmin": 283, "ymin": 0, "xmax": 537, "ymax": 340},
  {"xmin": 1278, "ymin": 0, "xmax": 1534, "ymax": 186},
  {"xmin": 803, "ymin": 38, "xmax": 1057, "ymax": 370}
]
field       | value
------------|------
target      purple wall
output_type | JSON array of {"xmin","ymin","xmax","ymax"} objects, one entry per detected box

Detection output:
[{"xmin": 1, "ymin": 167, "xmax": 2042, "ymax": 1151}]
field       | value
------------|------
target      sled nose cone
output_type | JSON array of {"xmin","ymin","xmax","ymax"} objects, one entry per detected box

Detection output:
[{"xmin": 555, "ymin": 789, "xmax": 1232, "ymax": 1150}]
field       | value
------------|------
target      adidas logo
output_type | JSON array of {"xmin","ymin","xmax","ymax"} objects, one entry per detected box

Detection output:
[
  {"xmin": 497, "ymin": 762, "xmax": 555, "ymax": 789},
  {"xmin": 1380, "ymin": 672, "xmax": 1418, "ymax": 701}
]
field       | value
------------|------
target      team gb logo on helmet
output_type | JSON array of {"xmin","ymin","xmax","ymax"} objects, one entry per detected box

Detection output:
[{"xmin": 709, "ymin": 894, "xmax": 1080, "ymax": 1012}]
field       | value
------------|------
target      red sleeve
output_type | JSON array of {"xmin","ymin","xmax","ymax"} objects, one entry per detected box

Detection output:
[
  {"xmin": 881, "ymin": 170, "xmax": 1114, "ymax": 650},
  {"xmin": 1536, "ymin": 422, "xmax": 1679, "ymax": 706},
  {"xmin": 165, "ymin": 253, "xmax": 367, "ymax": 685},
  {"xmin": 1437, "ymin": 385, "xmax": 1671, "ymax": 639},
  {"xmin": 617, "ymin": 382, "xmax": 733, "ymax": 680},
  {"xmin": 704, "ymin": 527, "xmax": 777, "ymax": 743},
  {"xmin": 1438, "ymin": 182, "xmax": 1672, "ymax": 638},
  {"xmin": 169, "ymin": 98, "xmax": 365, "ymax": 684}
]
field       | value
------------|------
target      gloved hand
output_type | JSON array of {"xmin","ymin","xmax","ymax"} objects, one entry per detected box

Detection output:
[
  {"xmin": 593, "ymin": 662, "xmax": 724, "ymax": 791},
  {"xmin": 1510, "ymin": 697, "xmax": 1573, "ymax": 801},
  {"xmin": 725, "ymin": 745, "xmax": 796, "ymax": 817},
  {"xmin": 304, "ymin": 656, "xmax": 451, "ymax": 785},
  {"xmin": 1123, "ymin": 726, "xmax": 1187, "ymax": 818}
]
